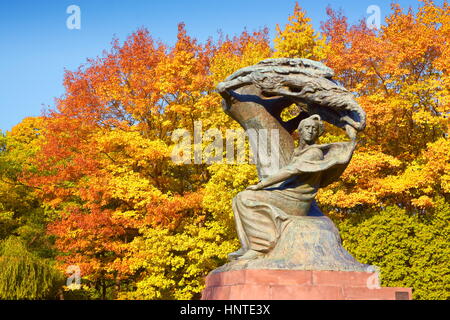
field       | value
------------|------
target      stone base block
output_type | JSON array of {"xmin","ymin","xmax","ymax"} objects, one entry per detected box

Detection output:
[{"xmin": 201, "ymin": 270, "xmax": 412, "ymax": 300}]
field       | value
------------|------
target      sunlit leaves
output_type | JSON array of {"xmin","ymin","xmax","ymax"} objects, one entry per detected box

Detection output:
[
  {"xmin": 274, "ymin": 3, "xmax": 329, "ymax": 60},
  {"xmin": 320, "ymin": 1, "xmax": 450, "ymax": 210}
]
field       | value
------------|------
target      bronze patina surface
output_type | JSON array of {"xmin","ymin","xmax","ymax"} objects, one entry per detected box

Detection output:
[{"xmin": 215, "ymin": 58, "xmax": 369, "ymax": 272}]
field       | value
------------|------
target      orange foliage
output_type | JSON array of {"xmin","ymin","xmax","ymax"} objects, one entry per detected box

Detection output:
[{"xmin": 317, "ymin": 1, "xmax": 450, "ymax": 213}]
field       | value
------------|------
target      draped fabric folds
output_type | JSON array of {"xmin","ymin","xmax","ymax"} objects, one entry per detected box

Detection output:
[{"xmin": 233, "ymin": 141, "xmax": 356, "ymax": 252}]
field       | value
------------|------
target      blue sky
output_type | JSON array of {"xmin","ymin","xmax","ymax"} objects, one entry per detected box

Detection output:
[{"xmin": 0, "ymin": 0, "xmax": 425, "ymax": 132}]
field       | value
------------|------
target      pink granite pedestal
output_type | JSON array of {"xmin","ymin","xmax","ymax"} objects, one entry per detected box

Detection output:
[{"xmin": 201, "ymin": 270, "xmax": 412, "ymax": 300}]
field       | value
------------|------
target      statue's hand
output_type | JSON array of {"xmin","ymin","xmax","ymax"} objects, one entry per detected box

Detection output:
[
  {"xmin": 345, "ymin": 124, "xmax": 357, "ymax": 141},
  {"xmin": 217, "ymin": 82, "xmax": 227, "ymax": 93},
  {"xmin": 246, "ymin": 183, "xmax": 262, "ymax": 191}
]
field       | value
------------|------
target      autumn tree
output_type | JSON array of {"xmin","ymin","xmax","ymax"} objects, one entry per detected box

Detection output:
[
  {"xmin": 274, "ymin": 2, "xmax": 329, "ymax": 60},
  {"xmin": 0, "ymin": 118, "xmax": 63, "ymax": 299},
  {"xmin": 316, "ymin": 1, "xmax": 450, "ymax": 299},
  {"xmin": 21, "ymin": 23, "xmax": 272, "ymax": 299},
  {"xmin": 121, "ymin": 29, "xmax": 272, "ymax": 300},
  {"xmin": 318, "ymin": 1, "xmax": 449, "ymax": 211}
]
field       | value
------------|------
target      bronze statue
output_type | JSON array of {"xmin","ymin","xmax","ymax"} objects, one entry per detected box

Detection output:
[{"xmin": 215, "ymin": 58, "xmax": 369, "ymax": 272}]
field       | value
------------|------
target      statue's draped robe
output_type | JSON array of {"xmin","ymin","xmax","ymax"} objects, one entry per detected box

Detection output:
[{"xmin": 233, "ymin": 141, "xmax": 356, "ymax": 253}]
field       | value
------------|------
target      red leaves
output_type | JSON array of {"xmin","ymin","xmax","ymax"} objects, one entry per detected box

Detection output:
[{"xmin": 145, "ymin": 191, "xmax": 204, "ymax": 228}]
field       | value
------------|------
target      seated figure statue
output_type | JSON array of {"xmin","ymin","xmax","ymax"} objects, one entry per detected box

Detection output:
[
  {"xmin": 215, "ymin": 58, "xmax": 368, "ymax": 272},
  {"xmin": 230, "ymin": 115, "xmax": 354, "ymax": 261}
]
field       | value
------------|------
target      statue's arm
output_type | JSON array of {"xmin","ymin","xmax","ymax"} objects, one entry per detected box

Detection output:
[{"xmin": 246, "ymin": 147, "xmax": 324, "ymax": 191}]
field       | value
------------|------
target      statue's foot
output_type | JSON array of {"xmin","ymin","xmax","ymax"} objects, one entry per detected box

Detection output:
[
  {"xmin": 237, "ymin": 249, "xmax": 264, "ymax": 261},
  {"xmin": 228, "ymin": 248, "xmax": 247, "ymax": 261}
]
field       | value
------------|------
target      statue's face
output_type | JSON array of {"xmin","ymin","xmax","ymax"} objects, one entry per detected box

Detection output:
[{"xmin": 300, "ymin": 119, "xmax": 320, "ymax": 144}]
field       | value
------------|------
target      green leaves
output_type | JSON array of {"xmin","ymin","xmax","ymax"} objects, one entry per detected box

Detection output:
[
  {"xmin": 337, "ymin": 199, "xmax": 450, "ymax": 300},
  {"xmin": 0, "ymin": 237, "xmax": 63, "ymax": 299}
]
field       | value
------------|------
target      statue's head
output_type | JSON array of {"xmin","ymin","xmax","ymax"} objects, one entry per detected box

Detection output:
[{"xmin": 298, "ymin": 115, "xmax": 324, "ymax": 145}]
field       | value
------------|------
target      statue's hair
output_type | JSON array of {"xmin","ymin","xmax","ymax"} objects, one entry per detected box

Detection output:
[{"xmin": 298, "ymin": 114, "xmax": 324, "ymax": 137}]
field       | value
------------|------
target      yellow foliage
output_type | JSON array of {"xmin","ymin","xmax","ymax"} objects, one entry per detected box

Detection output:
[{"xmin": 274, "ymin": 3, "xmax": 329, "ymax": 60}]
